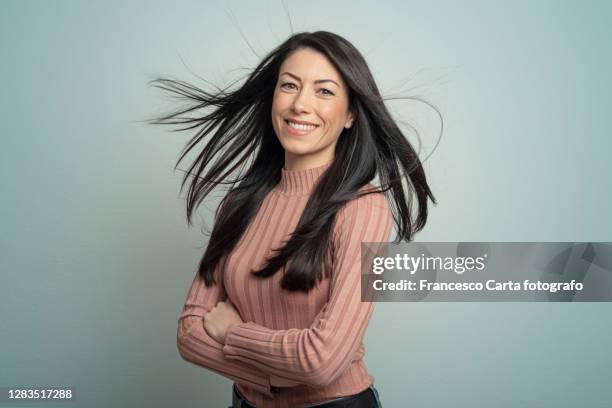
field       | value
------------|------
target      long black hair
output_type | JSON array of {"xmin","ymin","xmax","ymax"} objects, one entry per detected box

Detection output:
[{"xmin": 147, "ymin": 31, "xmax": 438, "ymax": 292}]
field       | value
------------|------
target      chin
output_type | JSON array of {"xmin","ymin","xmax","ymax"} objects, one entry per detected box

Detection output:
[{"xmin": 282, "ymin": 145, "xmax": 314, "ymax": 157}]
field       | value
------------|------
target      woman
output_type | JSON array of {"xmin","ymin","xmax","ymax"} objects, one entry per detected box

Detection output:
[{"xmin": 149, "ymin": 31, "xmax": 436, "ymax": 408}]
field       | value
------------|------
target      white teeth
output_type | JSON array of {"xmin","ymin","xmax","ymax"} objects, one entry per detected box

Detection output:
[{"xmin": 287, "ymin": 120, "xmax": 317, "ymax": 131}]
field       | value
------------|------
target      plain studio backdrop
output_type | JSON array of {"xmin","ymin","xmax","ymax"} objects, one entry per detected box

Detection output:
[{"xmin": 1, "ymin": 1, "xmax": 611, "ymax": 407}]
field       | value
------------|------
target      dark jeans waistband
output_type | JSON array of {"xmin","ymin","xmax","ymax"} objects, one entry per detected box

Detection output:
[{"xmin": 230, "ymin": 383, "xmax": 382, "ymax": 408}]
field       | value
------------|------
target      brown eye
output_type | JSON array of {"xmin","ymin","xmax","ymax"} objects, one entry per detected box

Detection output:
[
  {"xmin": 281, "ymin": 82, "xmax": 296, "ymax": 90},
  {"xmin": 320, "ymin": 88, "xmax": 334, "ymax": 96}
]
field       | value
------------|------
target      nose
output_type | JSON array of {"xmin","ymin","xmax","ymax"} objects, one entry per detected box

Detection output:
[{"xmin": 291, "ymin": 87, "xmax": 313, "ymax": 113}]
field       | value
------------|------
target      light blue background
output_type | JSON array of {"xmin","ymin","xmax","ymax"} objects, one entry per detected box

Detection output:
[{"xmin": 1, "ymin": 0, "xmax": 611, "ymax": 407}]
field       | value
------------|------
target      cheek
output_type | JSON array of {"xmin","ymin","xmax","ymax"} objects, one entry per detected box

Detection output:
[
  {"xmin": 320, "ymin": 104, "xmax": 348, "ymax": 129},
  {"xmin": 272, "ymin": 90, "xmax": 291, "ymax": 112},
  {"xmin": 271, "ymin": 94, "xmax": 280, "ymax": 114},
  {"xmin": 271, "ymin": 96, "xmax": 285, "ymax": 131}
]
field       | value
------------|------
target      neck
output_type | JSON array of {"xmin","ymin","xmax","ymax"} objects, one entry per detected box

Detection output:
[
  {"xmin": 276, "ymin": 159, "xmax": 334, "ymax": 196},
  {"xmin": 283, "ymin": 153, "xmax": 335, "ymax": 172}
]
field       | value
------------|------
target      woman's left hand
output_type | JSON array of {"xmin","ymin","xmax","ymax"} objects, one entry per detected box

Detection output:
[{"xmin": 203, "ymin": 300, "xmax": 244, "ymax": 344}]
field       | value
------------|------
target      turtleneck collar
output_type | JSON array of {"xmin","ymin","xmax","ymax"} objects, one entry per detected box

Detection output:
[{"xmin": 276, "ymin": 160, "xmax": 333, "ymax": 196}]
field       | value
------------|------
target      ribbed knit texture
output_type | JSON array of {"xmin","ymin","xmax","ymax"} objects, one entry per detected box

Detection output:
[{"xmin": 177, "ymin": 160, "xmax": 393, "ymax": 408}]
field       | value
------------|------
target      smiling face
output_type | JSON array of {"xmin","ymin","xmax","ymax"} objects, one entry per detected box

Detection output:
[{"xmin": 271, "ymin": 47, "xmax": 354, "ymax": 170}]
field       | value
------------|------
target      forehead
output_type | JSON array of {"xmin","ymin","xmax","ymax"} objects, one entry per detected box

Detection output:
[{"xmin": 279, "ymin": 48, "xmax": 343, "ymax": 83}]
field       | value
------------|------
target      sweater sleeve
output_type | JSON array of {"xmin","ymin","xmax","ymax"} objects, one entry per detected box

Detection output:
[
  {"xmin": 177, "ymin": 259, "xmax": 299, "ymax": 396},
  {"xmin": 222, "ymin": 192, "xmax": 393, "ymax": 388}
]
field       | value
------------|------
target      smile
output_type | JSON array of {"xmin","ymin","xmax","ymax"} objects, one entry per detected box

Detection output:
[{"xmin": 284, "ymin": 119, "xmax": 320, "ymax": 136}]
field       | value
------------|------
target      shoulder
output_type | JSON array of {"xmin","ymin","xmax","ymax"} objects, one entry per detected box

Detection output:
[
  {"xmin": 338, "ymin": 184, "xmax": 391, "ymax": 219},
  {"xmin": 333, "ymin": 184, "xmax": 393, "ymax": 239}
]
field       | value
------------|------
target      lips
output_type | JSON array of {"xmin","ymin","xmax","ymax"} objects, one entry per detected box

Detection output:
[
  {"xmin": 284, "ymin": 119, "xmax": 320, "ymax": 136},
  {"xmin": 285, "ymin": 118, "xmax": 319, "ymax": 126}
]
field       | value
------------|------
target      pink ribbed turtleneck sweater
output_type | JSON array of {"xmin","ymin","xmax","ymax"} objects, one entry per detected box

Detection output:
[{"xmin": 177, "ymin": 161, "xmax": 393, "ymax": 408}]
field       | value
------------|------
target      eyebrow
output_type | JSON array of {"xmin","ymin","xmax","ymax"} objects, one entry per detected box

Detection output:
[{"xmin": 280, "ymin": 72, "xmax": 340, "ymax": 87}]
